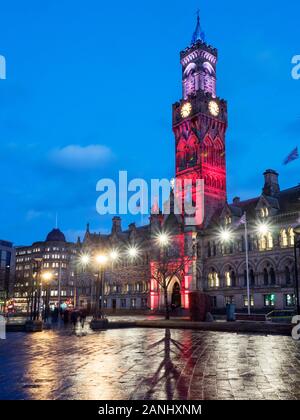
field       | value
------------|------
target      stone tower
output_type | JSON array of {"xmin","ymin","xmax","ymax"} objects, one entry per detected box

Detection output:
[{"xmin": 172, "ymin": 12, "xmax": 228, "ymax": 228}]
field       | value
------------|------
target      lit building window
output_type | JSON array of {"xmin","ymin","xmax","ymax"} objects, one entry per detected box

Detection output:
[
  {"xmin": 284, "ymin": 294, "xmax": 295, "ymax": 307},
  {"xmin": 225, "ymin": 271, "xmax": 231, "ymax": 287},
  {"xmin": 260, "ymin": 207, "xmax": 269, "ymax": 218},
  {"xmin": 264, "ymin": 294, "xmax": 275, "ymax": 307},
  {"xmin": 225, "ymin": 216, "xmax": 232, "ymax": 225},
  {"xmin": 259, "ymin": 232, "xmax": 273, "ymax": 250},
  {"xmin": 243, "ymin": 295, "xmax": 254, "ymax": 307},
  {"xmin": 280, "ymin": 229, "xmax": 288, "ymax": 247},
  {"xmin": 208, "ymin": 270, "xmax": 219, "ymax": 288},
  {"xmin": 289, "ymin": 228, "xmax": 295, "ymax": 247},
  {"xmin": 225, "ymin": 269, "xmax": 236, "ymax": 287}
]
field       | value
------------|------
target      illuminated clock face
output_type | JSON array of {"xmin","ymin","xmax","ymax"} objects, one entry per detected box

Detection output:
[
  {"xmin": 208, "ymin": 100, "xmax": 220, "ymax": 117},
  {"xmin": 181, "ymin": 102, "xmax": 192, "ymax": 118}
]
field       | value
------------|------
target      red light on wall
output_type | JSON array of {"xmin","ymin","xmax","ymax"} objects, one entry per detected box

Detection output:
[{"xmin": 184, "ymin": 292, "xmax": 189, "ymax": 309}]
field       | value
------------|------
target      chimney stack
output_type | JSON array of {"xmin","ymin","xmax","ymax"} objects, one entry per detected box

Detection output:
[
  {"xmin": 263, "ymin": 169, "xmax": 280, "ymax": 196},
  {"xmin": 111, "ymin": 217, "xmax": 122, "ymax": 234}
]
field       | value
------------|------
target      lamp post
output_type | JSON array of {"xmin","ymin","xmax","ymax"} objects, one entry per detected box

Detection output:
[
  {"xmin": 95, "ymin": 254, "xmax": 108, "ymax": 319},
  {"xmin": 154, "ymin": 232, "xmax": 171, "ymax": 318},
  {"xmin": 41, "ymin": 271, "xmax": 53, "ymax": 322},
  {"xmin": 293, "ymin": 224, "xmax": 300, "ymax": 315}
]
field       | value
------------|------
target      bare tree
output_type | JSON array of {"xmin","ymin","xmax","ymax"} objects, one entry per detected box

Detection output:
[{"xmin": 151, "ymin": 240, "xmax": 195, "ymax": 320}]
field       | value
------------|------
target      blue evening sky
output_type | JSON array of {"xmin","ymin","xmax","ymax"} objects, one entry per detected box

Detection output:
[{"xmin": 0, "ymin": 0, "xmax": 299, "ymax": 245}]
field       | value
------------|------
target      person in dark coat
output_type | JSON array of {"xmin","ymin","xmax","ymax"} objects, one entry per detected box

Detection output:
[
  {"xmin": 79, "ymin": 308, "xmax": 87, "ymax": 329},
  {"xmin": 70, "ymin": 310, "xmax": 79, "ymax": 329},
  {"xmin": 63, "ymin": 309, "xmax": 69, "ymax": 324}
]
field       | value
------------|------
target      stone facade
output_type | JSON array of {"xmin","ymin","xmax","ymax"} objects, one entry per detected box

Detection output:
[
  {"xmin": 0, "ymin": 239, "xmax": 15, "ymax": 311},
  {"xmin": 11, "ymin": 18, "xmax": 300, "ymax": 315},
  {"xmin": 199, "ymin": 173, "xmax": 300, "ymax": 312},
  {"xmin": 13, "ymin": 229, "xmax": 77, "ymax": 313}
]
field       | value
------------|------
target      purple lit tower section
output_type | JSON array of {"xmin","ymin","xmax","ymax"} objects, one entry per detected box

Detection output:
[
  {"xmin": 182, "ymin": 14, "xmax": 217, "ymax": 99},
  {"xmin": 173, "ymin": 13, "xmax": 228, "ymax": 228}
]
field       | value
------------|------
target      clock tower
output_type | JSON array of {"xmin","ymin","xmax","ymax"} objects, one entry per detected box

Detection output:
[{"xmin": 172, "ymin": 13, "xmax": 228, "ymax": 227}]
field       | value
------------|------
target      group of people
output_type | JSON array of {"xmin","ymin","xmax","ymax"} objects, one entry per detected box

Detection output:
[
  {"xmin": 70, "ymin": 309, "xmax": 88, "ymax": 329},
  {"xmin": 48, "ymin": 307, "xmax": 88, "ymax": 330}
]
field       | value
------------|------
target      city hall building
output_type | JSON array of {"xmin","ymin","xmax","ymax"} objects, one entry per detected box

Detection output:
[
  {"xmin": 76, "ymin": 16, "xmax": 299, "ymax": 314},
  {"xmin": 12, "ymin": 16, "xmax": 300, "ymax": 314}
]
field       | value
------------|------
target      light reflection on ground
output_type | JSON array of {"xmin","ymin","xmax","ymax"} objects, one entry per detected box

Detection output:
[{"xmin": 0, "ymin": 328, "xmax": 299, "ymax": 400}]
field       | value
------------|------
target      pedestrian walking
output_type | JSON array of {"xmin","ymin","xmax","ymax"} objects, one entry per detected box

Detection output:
[
  {"xmin": 70, "ymin": 310, "xmax": 79, "ymax": 330},
  {"xmin": 79, "ymin": 308, "xmax": 87, "ymax": 329}
]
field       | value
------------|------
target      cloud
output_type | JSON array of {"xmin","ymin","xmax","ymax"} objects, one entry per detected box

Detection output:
[
  {"xmin": 26, "ymin": 209, "xmax": 43, "ymax": 221},
  {"xmin": 49, "ymin": 144, "xmax": 113, "ymax": 170}
]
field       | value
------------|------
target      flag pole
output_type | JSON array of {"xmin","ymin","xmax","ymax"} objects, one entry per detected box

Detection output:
[{"xmin": 244, "ymin": 212, "xmax": 251, "ymax": 316}]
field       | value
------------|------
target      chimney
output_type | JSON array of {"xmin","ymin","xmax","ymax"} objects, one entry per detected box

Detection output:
[
  {"xmin": 129, "ymin": 223, "xmax": 136, "ymax": 232},
  {"xmin": 112, "ymin": 217, "xmax": 122, "ymax": 234},
  {"xmin": 233, "ymin": 197, "xmax": 240, "ymax": 205},
  {"xmin": 263, "ymin": 169, "xmax": 280, "ymax": 196}
]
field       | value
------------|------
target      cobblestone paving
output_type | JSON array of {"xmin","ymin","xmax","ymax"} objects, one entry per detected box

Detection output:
[{"xmin": 0, "ymin": 328, "xmax": 299, "ymax": 400}]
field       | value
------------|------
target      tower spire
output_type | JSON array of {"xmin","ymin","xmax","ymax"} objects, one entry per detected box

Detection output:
[{"xmin": 191, "ymin": 10, "xmax": 205, "ymax": 45}]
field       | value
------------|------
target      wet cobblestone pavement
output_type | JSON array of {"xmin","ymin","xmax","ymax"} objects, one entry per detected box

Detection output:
[{"xmin": 0, "ymin": 328, "xmax": 300, "ymax": 400}]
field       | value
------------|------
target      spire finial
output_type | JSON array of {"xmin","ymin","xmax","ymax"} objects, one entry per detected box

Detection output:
[
  {"xmin": 191, "ymin": 10, "xmax": 205, "ymax": 45},
  {"xmin": 55, "ymin": 212, "xmax": 58, "ymax": 229}
]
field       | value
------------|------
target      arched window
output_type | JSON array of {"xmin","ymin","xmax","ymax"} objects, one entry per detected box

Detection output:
[
  {"xmin": 250, "ymin": 269, "xmax": 255, "ymax": 286},
  {"xmin": 259, "ymin": 232, "xmax": 273, "ymax": 250},
  {"xmin": 212, "ymin": 241, "xmax": 217, "ymax": 256},
  {"xmin": 267, "ymin": 232, "xmax": 273, "ymax": 249},
  {"xmin": 225, "ymin": 216, "xmax": 232, "ymax": 226},
  {"xmin": 244, "ymin": 270, "xmax": 247, "ymax": 286},
  {"xmin": 176, "ymin": 139, "xmax": 187, "ymax": 171},
  {"xmin": 230, "ymin": 271, "xmax": 236, "ymax": 287},
  {"xmin": 260, "ymin": 235, "xmax": 267, "ymax": 251},
  {"xmin": 285, "ymin": 266, "xmax": 291, "ymax": 285},
  {"xmin": 280, "ymin": 229, "xmax": 288, "ymax": 247},
  {"xmin": 207, "ymin": 241, "xmax": 211, "ymax": 258},
  {"xmin": 263, "ymin": 268, "xmax": 269, "ymax": 285},
  {"xmin": 244, "ymin": 269, "xmax": 255, "ymax": 286},
  {"xmin": 288, "ymin": 228, "xmax": 295, "ymax": 247},
  {"xmin": 270, "ymin": 268, "xmax": 276, "ymax": 285},
  {"xmin": 260, "ymin": 207, "xmax": 269, "ymax": 218},
  {"xmin": 208, "ymin": 270, "xmax": 219, "ymax": 288},
  {"xmin": 225, "ymin": 268, "xmax": 236, "ymax": 287}
]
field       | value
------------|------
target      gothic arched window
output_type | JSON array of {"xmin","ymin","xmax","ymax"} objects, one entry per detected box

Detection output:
[
  {"xmin": 280, "ymin": 229, "xmax": 288, "ymax": 247},
  {"xmin": 288, "ymin": 228, "xmax": 295, "ymax": 247},
  {"xmin": 270, "ymin": 268, "xmax": 276, "ymax": 285},
  {"xmin": 285, "ymin": 266, "xmax": 291, "ymax": 285},
  {"xmin": 263, "ymin": 268, "xmax": 269, "ymax": 285}
]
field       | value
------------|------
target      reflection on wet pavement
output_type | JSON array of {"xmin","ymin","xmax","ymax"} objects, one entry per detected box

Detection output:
[{"xmin": 0, "ymin": 328, "xmax": 299, "ymax": 400}]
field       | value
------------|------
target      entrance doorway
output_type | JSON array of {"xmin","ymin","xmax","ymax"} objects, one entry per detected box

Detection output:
[
  {"xmin": 171, "ymin": 282, "xmax": 181, "ymax": 308},
  {"xmin": 112, "ymin": 299, "xmax": 117, "ymax": 311}
]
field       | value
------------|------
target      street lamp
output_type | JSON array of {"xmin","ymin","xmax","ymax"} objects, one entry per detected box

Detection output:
[
  {"xmin": 156, "ymin": 232, "xmax": 170, "ymax": 248},
  {"xmin": 256, "ymin": 222, "xmax": 269, "ymax": 236},
  {"xmin": 127, "ymin": 246, "xmax": 139, "ymax": 259},
  {"xmin": 109, "ymin": 250, "xmax": 119, "ymax": 262},
  {"xmin": 79, "ymin": 253, "xmax": 91, "ymax": 267},
  {"xmin": 218, "ymin": 228, "xmax": 232, "ymax": 243},
  {"xmin": 41, "ymin": 271, "xmax": 53, "ymax": 322},
  {"xmin": 293, "ymin": 224, "xmax": 300, "ymax": 315}
]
